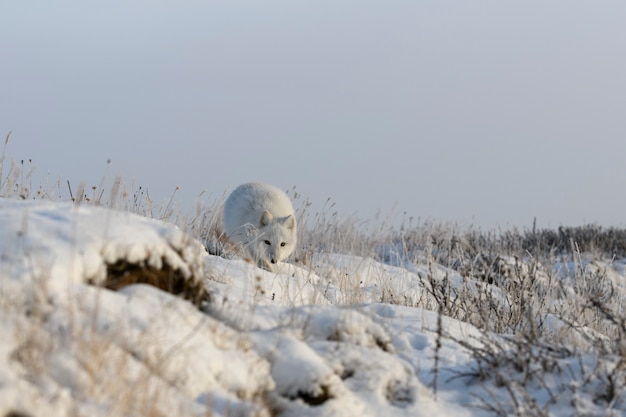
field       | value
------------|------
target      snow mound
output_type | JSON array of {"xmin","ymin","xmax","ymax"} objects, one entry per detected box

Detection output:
[
  {"xmin": 0, "ymin": 198, "xmax": 210, "ymax": 306},
  {"xmin": 247, "ymin": 306, "xmax": 440, "ymax": 417},
  {"xmin": 0, "ymin": 283, "xmax": 273, "ymax": 417}
]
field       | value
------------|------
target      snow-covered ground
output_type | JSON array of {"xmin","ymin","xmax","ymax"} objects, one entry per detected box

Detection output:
[{"xmin": 0, "ymin": 198, "xmax": 624, "ymax": 416}]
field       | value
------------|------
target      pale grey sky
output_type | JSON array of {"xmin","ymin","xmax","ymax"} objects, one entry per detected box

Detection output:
[{"xmin": 2, "ymin": 1, "xmax": 625, "ymax": 229}]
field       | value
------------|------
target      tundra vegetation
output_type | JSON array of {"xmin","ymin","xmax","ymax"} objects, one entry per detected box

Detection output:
[{"xmin": 1, "ymin": 139, "xmax": 625, "ymax": 416}]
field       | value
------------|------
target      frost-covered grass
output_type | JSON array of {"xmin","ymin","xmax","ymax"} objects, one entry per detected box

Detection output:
[{"xmin": 1, "ymin": 145, "xmax": 626, "ymax": 416}]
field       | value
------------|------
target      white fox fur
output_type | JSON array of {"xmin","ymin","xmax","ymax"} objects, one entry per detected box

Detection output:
[{"xmin": 223, "ymin": 182, "xmax": 297, "ymax": 271}]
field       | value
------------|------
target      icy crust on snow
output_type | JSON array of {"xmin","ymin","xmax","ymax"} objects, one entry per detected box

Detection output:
[{"xmin": 0, "ymin": 198, "xmax": 206, "ymax": 290}]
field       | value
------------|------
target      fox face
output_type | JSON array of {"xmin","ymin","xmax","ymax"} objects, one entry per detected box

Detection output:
[{"xmin": 252, "ymin": 210, "xmax": 297, "ymax": 270}]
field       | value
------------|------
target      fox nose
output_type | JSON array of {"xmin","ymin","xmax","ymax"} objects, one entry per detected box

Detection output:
[{"xmin": 270, "ymin": 258, "xmax": 276, "ymax": 264}]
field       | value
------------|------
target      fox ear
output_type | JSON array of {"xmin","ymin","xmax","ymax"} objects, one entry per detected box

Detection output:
[
  {"xmin": 283, "ymin": 214, "xmax": 296, "ymax": 230},
  {"xmin": 259, "ymin": 210, "xmax": 273, "ymax": 227}
]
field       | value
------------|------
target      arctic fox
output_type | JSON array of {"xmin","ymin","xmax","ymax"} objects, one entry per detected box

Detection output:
[{"xmin": 223, "ymin": 182, "xmax": 297, "ymax": 271}]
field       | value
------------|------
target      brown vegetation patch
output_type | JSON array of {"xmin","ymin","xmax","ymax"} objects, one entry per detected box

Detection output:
[
  {"xmin": 100, "ymin": 259, "xmax": 210, "ymax": 308},
  {"xmin": 291, "ymin": 383, "xmax": 335, "ymax": 406}
]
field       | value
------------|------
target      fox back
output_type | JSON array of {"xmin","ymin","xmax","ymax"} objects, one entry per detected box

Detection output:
[{"xmin": 223, "ymin": 182, "xmax": 297, "ymax": 271}]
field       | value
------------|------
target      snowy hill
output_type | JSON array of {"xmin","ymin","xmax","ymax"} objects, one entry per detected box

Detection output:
[{"xmin": 0, "ymin": 198, "xmax": 624, "ymax": 416}]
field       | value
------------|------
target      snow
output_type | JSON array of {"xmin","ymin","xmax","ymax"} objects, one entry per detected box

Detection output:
[
  {"xmin": 0, "ymin": 198, "xmax": 624, "ymax": 416},
  {"xmin": 0, "ymin": 199, "xmax": 205, "ymax": 289}
]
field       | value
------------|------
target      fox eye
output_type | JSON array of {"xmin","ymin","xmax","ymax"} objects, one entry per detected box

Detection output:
[
  {"xmin": 264, "ymin": 240, "xmax": 271, "ymax": 246},
  {"xmin": 280, "ymin": 242, "xmax": 286, "ymax": 247}
]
